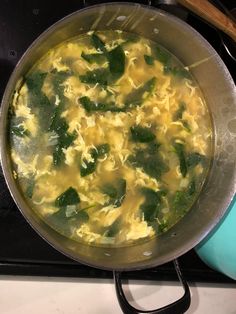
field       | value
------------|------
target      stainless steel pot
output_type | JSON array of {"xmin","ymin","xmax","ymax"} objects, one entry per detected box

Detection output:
[{"xmin": 0, "ymin": 3, "xmax": 235, "ymax": 313}]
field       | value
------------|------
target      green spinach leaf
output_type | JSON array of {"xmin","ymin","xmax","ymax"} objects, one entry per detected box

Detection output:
[
  {"xmin": 51, "ymin": 131, "xmax": 77, "ymax": 167},
  {"xmin": 79, "ymin": 68, "xmax": 110, "ymax": 86},
  {"xmin": 26, "ymin": 72, "xmax": 51, "ymax": 108},
  {"xmin": 140, "ymin": 188, "xmax": 166, "ymax": 224},
  {"xmin": 51, "ymin": 70, "xmax": 72, "ymax": 96},
  {"xmin": 80, "ymin": 159, "xmax": 97, "ymax": 177},
  {"xmin": 79, "ymin": 96, "xmax": 125, "ymax": 113},
  {"xmin": 152, "ymin": 46, "xmax": 190, "ymax": 79},
  {"xmin": 10, "ymin": 125, "xmax": 30, "ymax": 137},
  {"xmin": 50, "ymin": 206, "xmax": 89, "ymax": 226},
  {"xmin": 49, "ymin": 114, "xmax": 69, "ymax": 135},
  {"xmin": 108, "ymin": 45, "xmax": 125, "ymax": 80},
  {"xmin": 113, "ymin": 179, "xmax": 126, "ymax": 208},
  {"xmin": 53, "ymin": 145, "xmax": 65, "ymax": 166},
  {"xmin": 158, "ymin": 220, "xmax": 169, "ymax": 233},
  {"xmin": 81, "ymin": 34, "xmax": 126, "ymax": 85},
  {"xmin": 128, "ymin": 147, "xmax": 168, "ymax": 180},
  {"xmin": 155, "ymin": 47, "xmax": 171, "ymax": 66},
  {"xmin": 25, "ymin": 71, "xmax": 54, "ymax": 130},
  {"xmin": 76, "ymin": 210, "xmax": 89, "ymax": 222},
  {"xmin": 96, "ymin": 143, "xmax": 110, "ymax": 157},
  {"xmin": 173, "ymin": 190, "xmax": 189, "ymax": 209},
  {"xmin": 173, "ymin": 102, "xmax": 191, "ymax": 132},
  {"xmin": 188, "ymin": 180, "xmax": 196, "ymax": 196},
  {"xmin": 91, "ymin": 33, "xmax": 107, "ymax": 53},
  {"xmin": 26, "ymin": 70, "xmax": 68, "ymax": 130},
  {"xmin": 25, "ymin": 179, "xmax": 35, "ymax": 198},
  {"xmin": 173, "ymin": 142, "xmax": 187, "ymax": 177},
  {"xmin": 102, "ymin": 178, "xmax": 126, "ymax": 208},
  {"xmin": 25, "ymin": 72, "xmax": 47, "ymax": 93},
  {"xmin": 130, "ymin": 125, "xmax": 155, "ymax": 143},
  {"xmin": 182, "ymin": 120, "xmax": 191, "ymax": 132},
  {"xmin": 52, "ymin": 130, "xmax": 77, "ymax": 166},
  {"xmin": 144, "ymin": 54, "xmax": 154, "ymax": 65},
  {"xmin": 81, "ymin": 51, "xmax": 106, "ymax": 64},
  {"xmin": 125, "ymin": 77, "xmax": 157, "ymax": 108},
  {"xmin": 55, "ymin": 187, "xmax": 80, "ymax": 207},
  {"xmin": 173, "ymin": 101, "xmax": 186, "ymax": 121},
  {"xmin": 102, "ymin": 184, "xmax": 117, "ymax": 199},
  {"xmin": 80, "ymin": 143, "xmax": 110, "ymax": 177},
  {"xmin": 147, "ymin": 141, "xmax": 161, "ymax": 154},
  {"xmin": 49, "ymin": 71, "xmax": 72, "ymax": 135},
  {"xmin": 173, "ymin": 179, "xmax": 196, "ymax": 212},
  {"xmin": 60, "ymin": 131, "xmax": 77, "ymax": 149},
  {"xmin": 49, "ymin": 105, "xmax": 77, "ymax": 166},
  {"xmin": 80, "ymin": 46, "xmax": 125, "ymax": 85},
  {"xmin": 105, "ymin": 218, "xmax": 121, "ymax": 237},
  {"xmin": 186, "ymin": 152, "xmax": 206, "ymax": 168}
]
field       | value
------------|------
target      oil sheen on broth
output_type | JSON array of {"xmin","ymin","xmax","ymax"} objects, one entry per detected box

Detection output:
[{"xmin": 9, "ymin": 30, "xmax": 212, "ymax": 247}]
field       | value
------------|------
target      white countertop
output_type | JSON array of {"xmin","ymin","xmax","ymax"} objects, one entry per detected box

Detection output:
[{"xmin": 0, "ymin": 276, "xmax": 235, "ymax": 313}]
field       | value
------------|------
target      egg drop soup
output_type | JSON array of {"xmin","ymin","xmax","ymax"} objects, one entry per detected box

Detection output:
[{"xmin": 9, "ymin": 30, "xmax": 212, "ymax": 247}]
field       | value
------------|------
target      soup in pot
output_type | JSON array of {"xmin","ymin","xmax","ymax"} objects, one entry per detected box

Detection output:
[{"xmin": 9, "ymin": 30, "xmax": 212, "ymax": 246}]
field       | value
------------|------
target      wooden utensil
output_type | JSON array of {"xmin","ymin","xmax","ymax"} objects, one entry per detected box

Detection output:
[{"xmin": 178, "ymin": 0, "xmax": 236, "ymax": 42}]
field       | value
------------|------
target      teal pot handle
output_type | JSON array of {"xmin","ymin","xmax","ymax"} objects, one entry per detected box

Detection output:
[{"xmin": 195, "ymin": 195, "xmax": 236, "ymax": 280}]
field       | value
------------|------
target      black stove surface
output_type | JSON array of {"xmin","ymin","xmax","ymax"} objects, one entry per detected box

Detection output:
[{"xmin": 0, "ymin": 0, "xmax": 235, "ymax": 283}]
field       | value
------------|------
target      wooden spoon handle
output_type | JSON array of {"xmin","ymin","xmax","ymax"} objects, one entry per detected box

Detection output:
[{"xmin": 178, "ymin": 0, "xmax": 236, "ymax": 42}]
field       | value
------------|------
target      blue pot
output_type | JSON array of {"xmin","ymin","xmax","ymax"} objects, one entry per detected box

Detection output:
[{"xmin": 195, "ymin": 195, "xmax": 236, "ymax": 280}]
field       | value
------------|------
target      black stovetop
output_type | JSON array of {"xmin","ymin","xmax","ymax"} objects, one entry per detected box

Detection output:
[{"xmin": 0, "ymin": 0, "xmax": 235, "ymax": 283}]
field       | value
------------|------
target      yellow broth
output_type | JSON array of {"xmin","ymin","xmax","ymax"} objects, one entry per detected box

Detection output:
[{"xmin": 9, "ymin": 30, "xmax": 212, "ymax": 247}]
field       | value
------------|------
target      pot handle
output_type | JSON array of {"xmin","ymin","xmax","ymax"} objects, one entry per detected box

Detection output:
[{"xmin": 113, "ymin": 259, "xmax": 191, "ymax": 314}]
